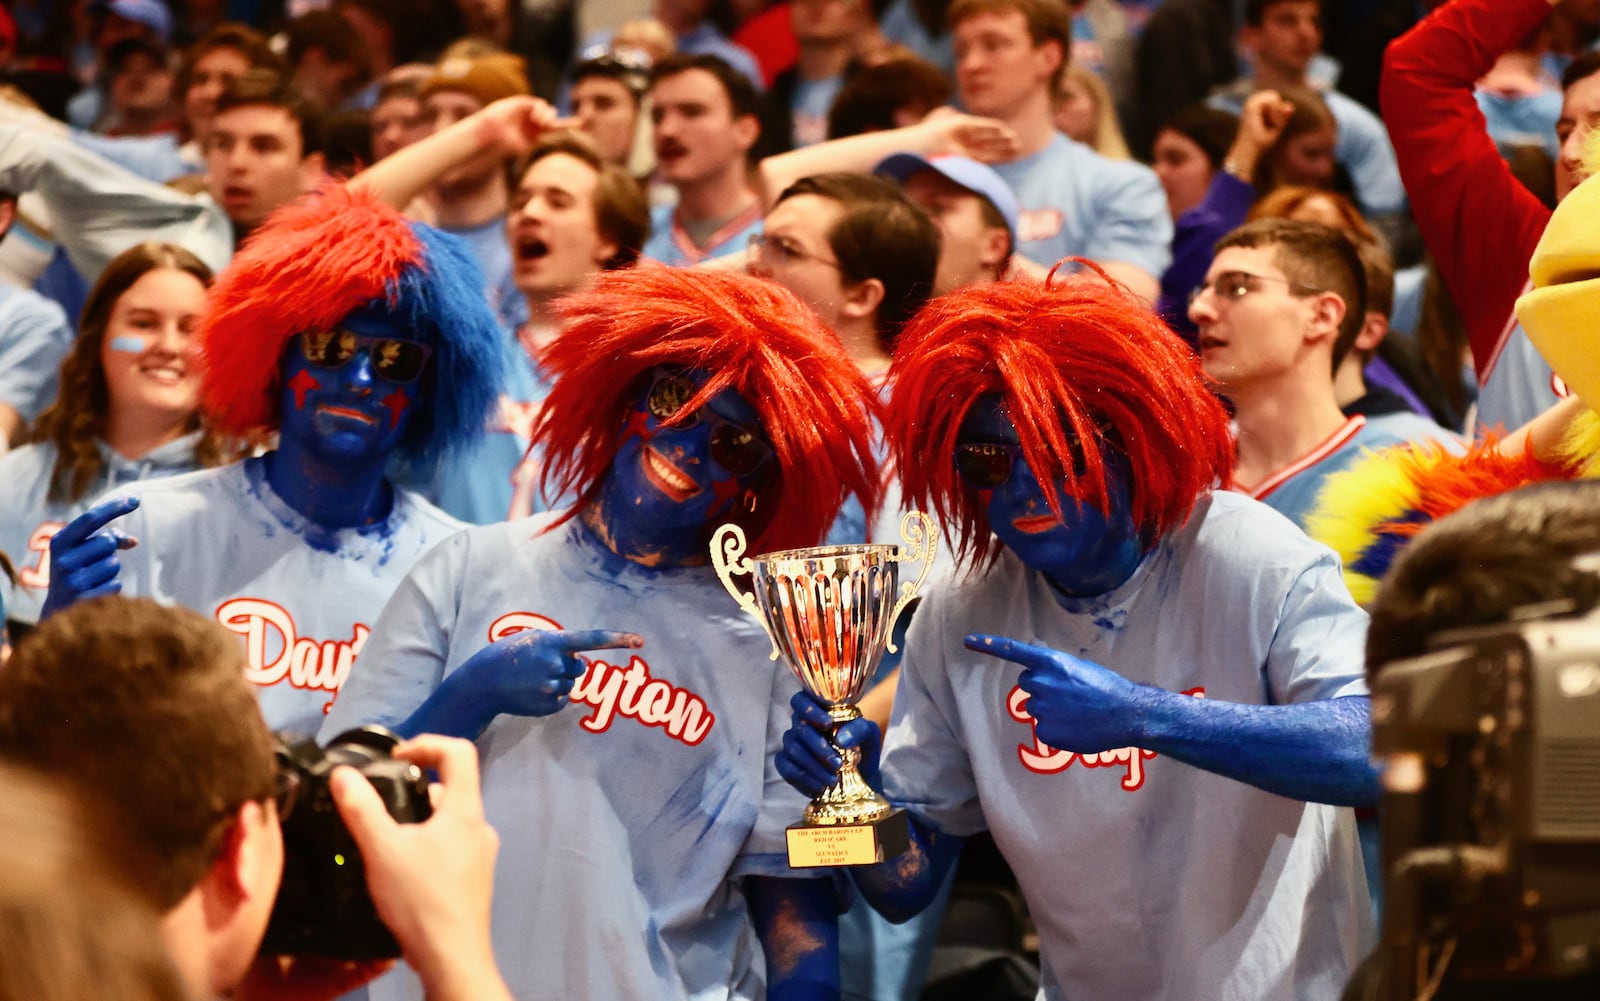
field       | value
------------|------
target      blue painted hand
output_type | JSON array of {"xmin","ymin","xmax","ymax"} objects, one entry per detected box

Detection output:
[
  {"xmin": 403, "ymin": 628, "xmax": 645, "ymax": 740},
  {"xmin": 775, "ymin": 689, "xmax": 883, "ymax": 798},
  {"xmin": 967, "ymin": 633, "xmax": 1149, "ymax": 754},
  {"xmin": 41, "ymin": 496, "xmax": 140, "ymax": 619}
]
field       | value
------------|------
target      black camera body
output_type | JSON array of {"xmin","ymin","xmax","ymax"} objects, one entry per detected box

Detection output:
[
  {"xmin": 260, "ymin": 725, "xmax": 431, "ymax": 960},
  {"xmin": 1371, "ymin": 608, "xmax": 1600, "ymax": 986}
]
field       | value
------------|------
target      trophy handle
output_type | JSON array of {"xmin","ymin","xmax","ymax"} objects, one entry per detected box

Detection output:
[
  {"xmin": 710, "ymin": 523, "xmax": 782, "ymax": 660},
  {"xmin": 885, "ymin": 511, "xmax": 938, "ymax": 654}
]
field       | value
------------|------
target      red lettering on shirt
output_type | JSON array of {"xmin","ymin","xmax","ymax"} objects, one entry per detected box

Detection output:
[
  {"xmin": 215, "ymin": 597, "xmax": 368, "ymax": 713},
  {"xmin": 485, "ymin": 611, "xmax": 715, "ymax": 747},
  {"xmin": 1006, "ymin": 684, "xmax": 1206, "ymax": 790},
  {"xmin": 1016, "ymin": 208, "xmax": 1064, "ymax": 244},
  {"xmin": 17, "ymin": 520, "xmax": 64, "ymax": 590}
]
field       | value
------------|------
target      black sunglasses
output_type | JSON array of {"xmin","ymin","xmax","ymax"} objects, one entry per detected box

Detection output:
[
  {"xmin": 954, "ymin": 441, "xmax": 1023, "ymax": 489},
  {"xmin": 645, "ymin": 370, "xmax": 773, "ymax": 477},
  {"xmin": 299, "ymin": 329, "xmax": 433, "ymax": 384}
]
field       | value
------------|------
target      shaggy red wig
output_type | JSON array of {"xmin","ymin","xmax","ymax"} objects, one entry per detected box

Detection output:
[
  {"xmin": 536, "ymin": 268, "xmax": 882, "ymax": 554},
  {"xmin": 197, "ymin": 186, "xmax": 423, "ymax": 438},
  {"xmin": 886, "ymin": 270, "xmax": 1235, "ymax": 567}
]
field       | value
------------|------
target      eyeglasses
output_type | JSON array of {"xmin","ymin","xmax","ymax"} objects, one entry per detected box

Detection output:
[
  {"xmin": 299, "ymin": 329, "xmax": 433, "ymax": 384},
  {"xmin": 1188, "ymin": 270, "xmax": 1323, "ymax": 308},
  {"xmin": 955, "ymin": 441, "xmax": 1024, "ymax": 489},
  {"xmin": 645, "ymin": 369, "xmax": 773, "ymax": 476},
  {"xmin": 748, "ymin": 232, "xmax": 842, "ymax": 271}
]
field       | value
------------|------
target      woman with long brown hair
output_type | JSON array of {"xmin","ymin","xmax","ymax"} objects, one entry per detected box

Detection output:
[{"xmin": 0, "ymin": 242, "xmax": 235, "ymax": 632}]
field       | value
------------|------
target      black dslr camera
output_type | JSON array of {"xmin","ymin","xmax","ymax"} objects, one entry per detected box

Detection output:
[
  {"xmin": 1370, "ymin": 605, "xmax": 1600, "ymax": 996},
  {"xmin": 260, "ymin": 725, "xmax": 431, "ymax": 960}
]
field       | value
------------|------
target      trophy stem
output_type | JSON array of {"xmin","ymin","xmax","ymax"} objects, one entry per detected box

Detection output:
[{"xmin": 804, "ymin": 704, "xmax": 894, "ymax": 827}]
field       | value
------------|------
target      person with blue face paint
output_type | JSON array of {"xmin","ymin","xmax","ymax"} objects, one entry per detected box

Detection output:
[
  {"xmin": 323, "ymin": 267, "xmax": 883, "ymax": 1001},
  {"xmin": 38, "ymin": 186, "xmax": 507, "ymax": 738},
  {"xmin": 777, "ymin": 274, "xmax": 1379, "ymax": 1001}
]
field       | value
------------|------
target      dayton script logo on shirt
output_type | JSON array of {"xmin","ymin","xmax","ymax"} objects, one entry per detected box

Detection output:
[
  {"xmin": 489, "ymin": 612, "xmax": 715, "ymax": 746},
  {"xmin": 1006, "ymin": 684, "xmax": 1206, "ymax": 791},
  {"xmin": 216, "ymin": 598, "xmax": 368, "ymax": 712}
]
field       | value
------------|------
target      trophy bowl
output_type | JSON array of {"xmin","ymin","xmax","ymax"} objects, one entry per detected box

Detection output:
[{"xmin": 712, "ymin": 513, "xmax": 937, "ymax": 866}]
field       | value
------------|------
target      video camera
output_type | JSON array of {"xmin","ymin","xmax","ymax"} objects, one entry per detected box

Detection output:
[
  {"xmin": 260, "ymin": 725, "xmax": 431, "ymax": 960},
  {"xmin": 1369, "ymin": 602, "xmax": 1600, "ymax": 996}
]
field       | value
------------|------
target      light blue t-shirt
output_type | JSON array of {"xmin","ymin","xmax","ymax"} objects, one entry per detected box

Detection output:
[
  {"xmin": 1477, "ymin": 315, "xmax": 1564, "ymax": 435},
  {"xmin": 0, "ymin": 283, "xmax": 72, "ymax": 422},
  {"xmin": 70, "ymin": 130, "xmax": 200, "ymax": 184},
  {"xmin": 1245, "ymin": 415, "xmax": 1423, "ymax": 531},
  {"xmin": 883, "ymin": 490, "xmax": 1373, "ymax": 1000},
  {"xmin": 791, "ymin": 76, "xmax": 844, "ymax": 148},
  {"xmin": 991, "ymin": 133, "xmax": 1172, "ymax": 279},
  {"xmin": 406, "ymin": 335, "xmax": 551, "ymax": 525},
  {"xmin": 102, "ymin": 457, "xmax": 464, "ymax": 738},
  {"xmin": 1476, "ymin": 88, "xmax": 1563, "ymax": 160},
  {"xmin": 0, "ymin": 434, "xmax": 205, "ymax": 627},
  {"xmin": 323, "ymin": 512, "xmax": 818, "ymax": 1001},
  {"xmin": 642, "ymin": 202, "xmax": 765, "ymax": 268},
  {"xmin": 1209, "ymin": 84, "xmax": 1407, "ymax": 216},
  {"xmin": 879, "ymin": 0, "xmax": 953, "ymax": 73},
  {"xmin": 443, "ymin": 215, "xmax": 521, "ymax": 333}
]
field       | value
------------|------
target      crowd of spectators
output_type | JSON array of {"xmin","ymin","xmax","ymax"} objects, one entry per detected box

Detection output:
[{"xmin": 2, "ymin": 0, "xmax": 1600, "ymax": 998}]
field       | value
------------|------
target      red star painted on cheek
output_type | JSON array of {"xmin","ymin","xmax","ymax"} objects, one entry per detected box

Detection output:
[
  {"xmin": 710, "ymin": 475, "xmax": 745, "ymax": 513},
  {"xmin": 622, "ymin": 407, "xmax": 652, "ymax": 444},
  {"xmin": 288, "ymin": 369, "xmax": 321, "ymax": 409},
  {"xmin": 381, "ymin": 388, "xmax": 412, "ymax": 428}
]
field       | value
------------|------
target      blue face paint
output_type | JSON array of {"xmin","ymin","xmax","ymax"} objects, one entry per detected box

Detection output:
[
  {"xmin": 590, "ymin": 369, "xmax": 772, "ymax": 567},
  {"xmin": 267, "ymin": 307, "xmax": 430, "ymax": 530},
  {"xmin": 108, "ymin": 335, "xmax": 148, "ymax": 353},
  {"xmin": 958, "ymin": 396, "xmax": 1146, "ymax": 597}
]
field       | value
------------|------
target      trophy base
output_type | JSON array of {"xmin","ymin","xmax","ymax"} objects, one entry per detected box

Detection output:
[{"xmin": 785, "ymin": 809, "xmax": 910, "ymax": 868}]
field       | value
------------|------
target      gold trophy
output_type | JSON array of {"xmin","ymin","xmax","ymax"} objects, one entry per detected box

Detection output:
[{"xmin": 711, "ymin": 512, "xmax": 937, "ymax": 867}]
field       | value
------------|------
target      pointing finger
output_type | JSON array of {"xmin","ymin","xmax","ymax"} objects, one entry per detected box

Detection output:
[
  {"xmin": 964, "ymin": 633, "xmax": 1058, "ymax": 670},
  {"xmin": 549, "ymin": 629, "xmax": 644, "ymax": 654},
  {"xmin": 54, "ymin": 496, "xmax": 139, "ymax": 547}
]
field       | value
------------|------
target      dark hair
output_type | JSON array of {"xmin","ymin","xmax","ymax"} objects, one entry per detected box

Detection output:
[
  {"xmin": 33, "ymin": 243, "xmax": 235, "ymax": 503},
  {"xmin": 1253, "ymin": 85, "xmax": 1336, "ymax": 195},
  {"xmin": 1214, "ymin": 217, "xmax": 1367, "ymax": 369},
  {"xmin": 518, "ymin": 131, "xmax": 649, "ymax": 271},
  {"xmin": 572, "ymin": 52, "xmax": 649, "ymax": 102},
  {"xmin": 1366, "ymin": 480, "xmax": 1600, "ymax": 678},
  {"xmin": 322, "ymin": 107, "xmax": 373, "ymax": 176},
  {"xmin": 649, "ymin": 52, "xmax": 761, "ymax": 120},
  {"xmin": 0, "ymin": 597, "xmax": 277, "ymax": 910},
  {"xmin": 1562, "ymin": 48, "xmax": 1600, "ymax": 91},
  {"xmin": 374, "ymin": 73, "xmax": 422, "ymax": 106},
  {"xmin": 285, "ymin": 8, "xmax": 369, "ymax": 80},
  {"xmin": 174, "ymin": 24, "xmax": 282, "ymax": 105},
  {"xmin": 1155, "ymin": 104, "xmax": 1238, "ymax": 171},
  {"xmin": 826, "ymin": 55, "xmax": 951, "ymax": 139},
  {"xmin": 213, "ymin": 68, "xmax": 327, "ymax": 157},
  {"xmin": 775, "ymin": 173, "xmax": 939, "ymax": 352},
  {"xmin": 1244, "ymin": 0, "xmax": 1320, "ymax": 28},
  {"xmin": 1354, "ymin": 236, "xmax": 1393, "ymax": 320}
]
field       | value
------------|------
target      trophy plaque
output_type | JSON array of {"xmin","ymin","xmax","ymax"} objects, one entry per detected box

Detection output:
[{"xmin": 711, "ymin": 512, "xmax": 937, "ymax": 867}]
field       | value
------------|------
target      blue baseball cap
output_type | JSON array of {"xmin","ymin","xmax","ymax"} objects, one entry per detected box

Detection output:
[
  {"xmin": 91, "ymin": 0, "xmax": 173, "ymax": 43},
  {"xmin": 874, "ymin": 152, "xmax": 1020, "ymax": 243}
]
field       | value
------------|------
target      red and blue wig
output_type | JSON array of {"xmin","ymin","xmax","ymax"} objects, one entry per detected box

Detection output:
[
  {"xmin": 885, "ymin": 271, "xmax": 1235, "ymax": 568},
  {"xmin": 536, "ymin": 268, "xmax": 882, "ymax": 555},
  {"xmin": 197, "ymin": 185, "xmax": 505, "ymax": 469}
]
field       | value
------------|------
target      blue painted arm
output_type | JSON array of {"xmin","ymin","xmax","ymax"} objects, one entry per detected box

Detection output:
[
  {"xmin": 775, "ymin": 690, "xmax": 967, "ymax": 923},
  {"xmin": 40, "ymin": 496, "xmax": 139, "ymax": 620},
  {"xmin": 968, "ymin": 634, "xmax": 1379, "ymax": 808},
  {"xmin": 396, "ymin": 628, "xmax": 642, "ymax": 741},
  {"xmin": 745, "ymin": 876, "xmax": 840, "ymax": 1001}
]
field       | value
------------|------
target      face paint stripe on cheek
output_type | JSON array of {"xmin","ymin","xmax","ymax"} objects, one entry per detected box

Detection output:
[
  {"xmin": 108, "ymin": 335, "xmax": 149, "ymax": 353},
  {"xmin": 381, "ymin": 387, "xmax": 413, "ymax": 429}
]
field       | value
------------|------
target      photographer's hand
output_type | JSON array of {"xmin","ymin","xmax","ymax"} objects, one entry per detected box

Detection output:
[{"xmin": 331, "ymin": 735, "xmax": 512, "ymax": 1001}]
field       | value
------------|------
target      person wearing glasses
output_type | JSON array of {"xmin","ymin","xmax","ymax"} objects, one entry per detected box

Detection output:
[
  {"xmin": 777, "ymin": 273, "xmax": 1376, "ymax": 1001},
  {"xmin": 1189, "ymin": 218, "xmax": 1417, "ymax": 530},
  {"xmin": 37, "ymin": 185, "xmax": 505, "ymax": 738},
  {"xmin": 322, "ymin": 266, "xmax": 880, "ymax": 1001}
]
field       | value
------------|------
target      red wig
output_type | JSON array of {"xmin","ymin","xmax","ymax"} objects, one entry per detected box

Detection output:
[
  {"xmin": 197, "ymin": 186, "xmax": 423, "ymax": 439},
  {"xmin": 536, "ymin": 268, "xmax": 882, "ymax": 554},
  {"xmin": 885, "ymin": 270, "xmax": 1235, "ymax": 567}
]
